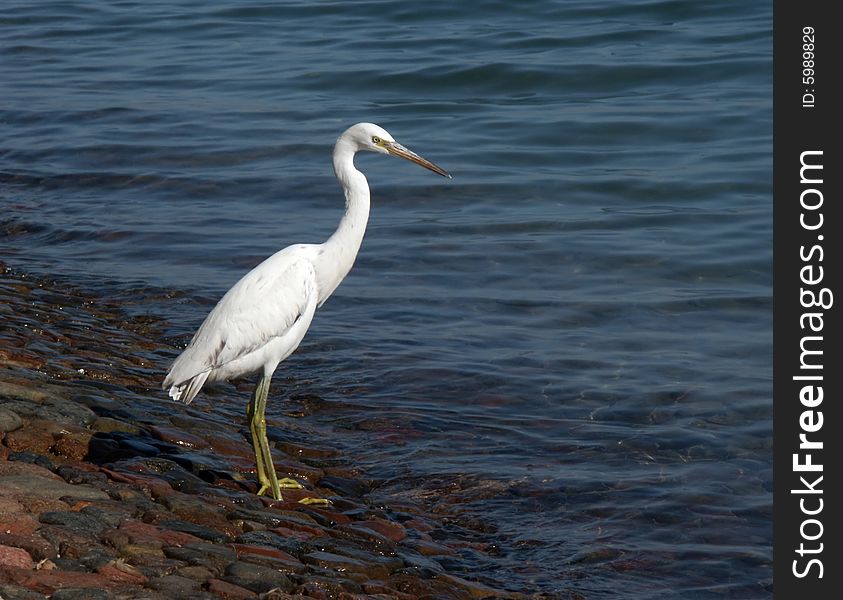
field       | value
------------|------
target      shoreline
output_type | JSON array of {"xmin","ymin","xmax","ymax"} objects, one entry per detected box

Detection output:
[{"xmin": 0, "ymin": 262, "xmax": 540, "ymax": 600}]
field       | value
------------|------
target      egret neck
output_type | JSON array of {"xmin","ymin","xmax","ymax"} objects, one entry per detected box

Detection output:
[{"xmin": 315, "ymin": 135, "xmax": 372, "ymax": 304}]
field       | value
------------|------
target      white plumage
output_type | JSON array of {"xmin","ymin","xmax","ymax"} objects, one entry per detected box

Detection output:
[{"xmin": 163, "ymin": 123, "xmax": 450, "ymax": 501}]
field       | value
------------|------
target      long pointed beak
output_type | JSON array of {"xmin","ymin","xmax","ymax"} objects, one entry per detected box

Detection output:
[{"xmin": 385, "ymin": 141, "xmax": 452, "ymax": 179}]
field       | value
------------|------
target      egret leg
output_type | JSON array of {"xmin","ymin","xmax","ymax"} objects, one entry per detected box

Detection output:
[{"xmin": 247, "ymin": 375, "xmax": 304, "ymax": 500}]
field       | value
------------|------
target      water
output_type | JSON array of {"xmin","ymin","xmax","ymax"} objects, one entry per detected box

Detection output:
[{"xmin": 2, "ymin": 1, "xmax": 772, "ymax": 596}]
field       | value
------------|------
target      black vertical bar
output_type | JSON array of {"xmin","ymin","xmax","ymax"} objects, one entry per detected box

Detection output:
[{"xmin": 773, "ymin": 1, "xmax": 840, "ymax": 597}]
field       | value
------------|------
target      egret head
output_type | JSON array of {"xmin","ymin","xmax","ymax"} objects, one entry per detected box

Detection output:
[{"xmin": 340, "ymin": 122, "xmax": 451, "ymax": 178}]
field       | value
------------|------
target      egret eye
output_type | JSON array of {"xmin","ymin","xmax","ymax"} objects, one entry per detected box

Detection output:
[{"xmin": 372, "ymin": 136, "xmax": 382, "ymax": 144}]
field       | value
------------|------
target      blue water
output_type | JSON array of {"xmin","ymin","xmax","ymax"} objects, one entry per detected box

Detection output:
[{"xmin": 2, "ymin": 1, "xmax": 772, "ymax": 597}]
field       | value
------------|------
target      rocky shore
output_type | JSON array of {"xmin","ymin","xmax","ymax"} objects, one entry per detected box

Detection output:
[{"xmin": 0, "ymin": 263, "xmax": 547, "ymax": 600}]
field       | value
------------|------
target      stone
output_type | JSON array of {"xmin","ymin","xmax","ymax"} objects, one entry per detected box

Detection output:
[
  {"xmin": 149, "ymin": 425, "xmax": 209, "ymax": 450},
  {"xmin": 0, "ymin": 544, "xmax": 34, "ymax": 569},
  {"xmin": 348, "ymin": 519, "xmax": 407, "ymax": 543},
  {"xmin": 2, "ymin": 422, "xmax": 56, "ymax": 454},
  {"xmin": 205, "ymin": 578, "xmax": 256, "ymax": 600},
  {"xmin": 157, "ymin": 519, "xmax": 231, "ymax": 544},
  {"xmin": 147, "ymin": 574, "xmax": 202, "ymax": 596},
  {"xmin": 223, "ymin": 561, "xmax": 294, "ymax": 594},
  {"xmin": 162, "ymin": 543, "xmax": 236, "ymax": 575},
  {"xmin": 39, "ymin": 511, "xmax": 110, "ymax": 535},
  {"xmin": 51, "ymin": 589, "xmax": 112, "ymax": 600},
  {"xmin": 96, "ymin": 559, "xmax": 148, "ymax": 585},
  {"xmin": 0, "ymin": 474, "xmax": 108, "ymax": 501},
  {"xmin": 0, "ymin": 532, "xmax": 56, "ymax": 561},
  {"xmin": 0, "ymin": 583, "xmax": 49, "ymax": 600},
  {"xmin": 0, "ymin": 397, "xmax": 96, "ymax": 427},
  {"xmin": 89, "ymin": 416, "xmax": 142, "ymax": 435},
  {"xmin": 315, "ymin": 476, "xmax": 370, "ymax": 498},
  {"xmin": 53, "ymin": 428, "xmax": 95, "ymax": 460},
  {"xmin": 301, "ymin": 551, "xmax": 389, "ymax": 580},
  {"xmin": 0, "ymin": 407, "xmax": 23, "ymax": 433}
]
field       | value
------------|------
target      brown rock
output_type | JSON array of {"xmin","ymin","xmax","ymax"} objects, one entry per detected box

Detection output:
[
  {"xmin": 176, "ymin": 564, "xmax": 214, "ymax": 581},
  {"xmin": 407, "ymin": 539, "xmax": 456, "ymax": 556},
  {"xmin": 90, "ymin": 416, "xmax": 142, "ymax": 435},
  {"xmin": 206, "ymin": 577, "xmax": 257, "ymax": 600},
  {"xmin": 149, "ymin": 425, "xmax": 210, "ymax": 450},
  {"xmin": 231, "ymin": 543, "xmax": 299, "ymax": 564},
  {"xmin": 0, "ymin": 544, "xmax": 34, "ymax": 569},
  {"xmin": 347, "ymin": 518, "xmax": 407, "ymax": 543},
  {"xmin": 0, "ymin": 532, "xmax": 56, "ymax": 561},
  {"xmin": 436, "ymin": 573, "xmax": 522, "ymax": 599},
  {"xmin": 53, "ymin": 428, "xmax": 95, "ymax": 460},
  {"xmin": 301, "ymin": 551, "xmax": 389, "ymax": 580},
  {"xmin": 361, "ymin": 580, "xmax": 417, "ymax": 600},
  {"xmin": 3, "ymin": 569, "xmax": 116, "ymax": 595},
  {"xmin": 96, "ymin": 559, "xmax": 148, "ymax": 585},
  {"xmin": 118, "ymin": 519, "xmax": 204, "ymax": 547},
  {"xmin": 2, "ymin": 420, "xmax": 59, "ymax": 454},
  {"xmin": 0, "ymin": 462, "xmax": 61, "ymax": 480}
]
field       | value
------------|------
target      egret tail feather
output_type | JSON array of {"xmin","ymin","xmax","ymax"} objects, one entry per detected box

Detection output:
[{"xmin": 168, "ymin": 370, "xmax": 210, "ymax": 404}]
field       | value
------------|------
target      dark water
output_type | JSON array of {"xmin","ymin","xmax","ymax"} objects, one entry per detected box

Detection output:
[{"xmin": 2, "ymin": 1, "xmax": 772, "ymax": 596}]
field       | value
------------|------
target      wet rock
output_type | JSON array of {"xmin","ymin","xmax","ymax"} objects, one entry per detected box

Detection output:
[
  {"xmin": 223, "ymin": 560, "xmax": 294, "ymax": 594},
  {"xmin": 0, "ymin": 397, "xmax": 96, "ymax": 427},
  {"xmin": 1, "ymin": 570, "xmax": 115, "ymax": 596},
  {"xmin": 316, "ymin": 476, "xmax": 370, "ymax": 498},
  {"xmin": 407, "ymin": 539, "xmax": 456, "ymax": 556},
  {"xmin": 0, "ymin": 544, "xmax": 34, "ymax": 569},
  {"xmin": 39, "ymin": 511, "xmax": 110, "ymax": 535},
  {"xmin": 118, "ymin": 438, "xmax": 161, "ymax": 457},
  {"xmin": 118, "ymin": 520, "xmax": 204, "ymax": 548},
  {"xmin": 231, "ymin": 544, "xmax": 305, "ymax": 575},
  {"xmin": 301, "ymin": 551, "xmax": 389, "ymax": 580},
  {"xmin": 361, "ymin": 580, "xmax": 418, "ymax": 599},
  {"xmin": 5, "ymin": 451, "xmax": 55, "ymax": 471},
  {"xmin": 0, "ymin": 584, "xmax": 48, "ymax": 600},
  {"xmin": 149, "ymin": 425, "xmax": 210, "ymax": 450},
  {"xmin": 3, "ymin": 421, "xmax": 56, "ymax": 455},
  {"xmin": 234, "ymin": 531, "xmax": 310, "ymax": 556},
  {"xmin": 37, "ymin": 525, "xmax": 108, "ymax": 561},
  {"xmin": 0, "ymin": 460, "xmax": 59, "ymax": 480},
  {"xmin": 162, "ymin": 543, "xmax": 236, "ymax": 575},
  {"xmin": 51, "ymin": 589, "xmax": 112, "ymax": 600},
  {"xmin": 55, "ymin": 465, "xmax": 109, "ymax": 487},
  {"xmin": 0, "ymin": 474, "xmax": 108, "ymax": 501},
  {"xmin": 96, "ymin": 559, "xmax": 148, "ymax": 585},
  {"xmin": 435, "ymin": 572, "xmax": 523, "ymax": 599},
  {"xmin": 147, "ymin": 574, "xmax": 202, "ymax": 597},
  {"xmin": 157, "ymin": 519, "xmax": 231, "ymax": 543},
  {"xmin": 295, "ymin": 576, "xmax": 363, "ymax": 597},
  {"xmin": 205, "ymin": 578, "xmax": 256, "ymax": 600},
  {"xmin": 0, "ymin": 407, "xmax": 23, "ymax": 433},
  {"xmin": 89, "ymin": 416, "xmax": 143, "ymax": 435},
  {"xmin": 349, "ymin": 518, "xmax": 407, "ymax": 543},
  {"xmin": 53, "ymin": 428, "xmax": 95, "ymax": 460},
  {"xmin": 0, "ymin": 532, "xmax": 55, "ymax": 562},
  {"xmin": 0, "ymin": 498, "xmax": 39, "ymax": 536},
  {"xmin": 175, "ymin": 564, "xmax": 215, "ymax": 581}
]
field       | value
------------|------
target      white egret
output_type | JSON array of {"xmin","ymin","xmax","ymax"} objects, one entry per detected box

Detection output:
[{"xmin": 163, "ymin": 123, "xmax": 451, "ymax": 502}]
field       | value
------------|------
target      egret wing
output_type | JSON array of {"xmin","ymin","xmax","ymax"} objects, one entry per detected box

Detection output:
[{"xmin": 164, "ymin": 252, "xmax": 318, "ymax": 399}]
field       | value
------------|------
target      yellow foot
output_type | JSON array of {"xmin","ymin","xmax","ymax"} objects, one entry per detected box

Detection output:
[
  {"xmin": 298, "ymin": 496, "xmax": 332, "ymax": 506},
  {"xmin": 277, "ymin": 477, "xmax": 305, "ymax": 489},
  {"xmin": 255, "ymin": 483, "xmax": 274, "ymax": 497}
]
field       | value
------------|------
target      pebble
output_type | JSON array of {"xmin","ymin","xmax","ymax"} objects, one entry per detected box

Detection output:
[
  {"xmin": 0, "ymin": 583, "xmax": 49, "ymax": 600},
  {"xmin": 0, "ymin": 407, "xmax": 23, "ymax": 433},
  {"xmin": 223, "ymin": 560, "xmax": 294, "ymax": 594},
  {"xmin": 51, "ymin": 589, "xmax": 112, "ymax": 600},
  {"xmin": 0, "ymin": 544, "xmax": 34, "ymax": 569}
]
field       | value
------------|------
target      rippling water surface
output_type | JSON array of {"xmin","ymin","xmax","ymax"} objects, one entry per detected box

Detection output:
[{"xmin": 2, "ymin": 1, "xmax": 771, "ymax": 596}]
